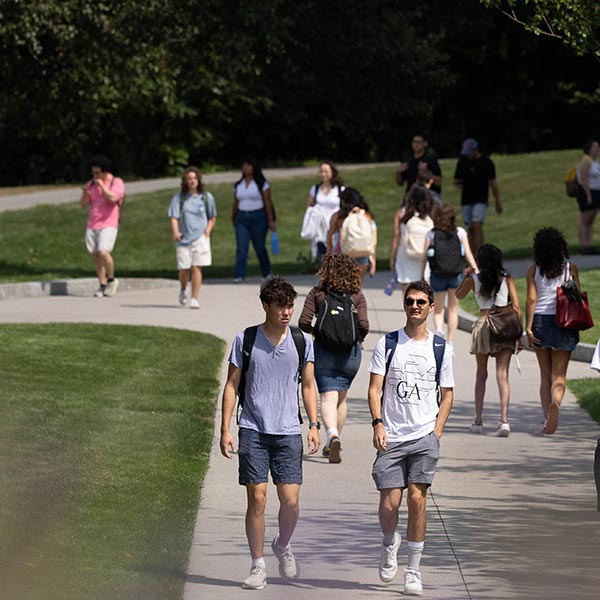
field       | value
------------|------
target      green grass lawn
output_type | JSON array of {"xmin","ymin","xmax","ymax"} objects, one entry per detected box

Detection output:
[
  {"xmin": 0, "ymin": 323, "xmax": 224, "ymax": 600},
  {"xmin": 0, "ymin": 148, "xmax": 589, "ymax": 282},
  {"xmin": 569, "ymin": 378, "xmax": 600, "ymax": 424}
]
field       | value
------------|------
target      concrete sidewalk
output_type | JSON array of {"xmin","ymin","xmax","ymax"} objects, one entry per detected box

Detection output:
[{"xmin": 1, "ymin": 272, "xmax": 599, "ymax": 599}]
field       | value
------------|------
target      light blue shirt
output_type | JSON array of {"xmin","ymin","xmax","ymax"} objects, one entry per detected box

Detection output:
[
  {"xmin": 168, "ymin": 192, "xmax": 216, "ymax": 246},
  {"xmin": 229, "ymin": 327, "xmax": 314, "ymax": 435}
]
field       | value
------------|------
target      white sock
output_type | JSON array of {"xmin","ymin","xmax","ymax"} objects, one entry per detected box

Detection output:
[
  {"xmin": 275, "ymin": 535, "xmax": 291, "ymax": 552},
  {"xmin": 252, "ymin": 557, "xmax": 266, "ymax": 569},
  {"xmin": 407, "ymin": 541, "xmax": 424, "ymax": 570},
  {"xmin": 326, "ymin": 428, "xmax": 339, "ymax": 443}
]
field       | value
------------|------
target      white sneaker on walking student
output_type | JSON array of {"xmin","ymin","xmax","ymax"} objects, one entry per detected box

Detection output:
[
  {"xmin": 271, "ymin": 536, "xmax": 299, "ymax": 579},
  {"xmin": 378, "ymin": 531, "xmax": 401, "ymax": 583},
  {"xmin": 242, "ymin": 565, "xmax": 267, "ymax": 589},
  {"xmin": 404, "ymin": 568, "xmax": 423, "ymax": 595},
  {"xmin": 495, "ymin": 421, "xmax": 510, "ymax": 437},
  {"xmin": 189, "ymin": 298, "xmax": 200, "ymax": 309},
  {"xmin": 104, "ymin": 278, "xmax": 119, "ymax": 297}
]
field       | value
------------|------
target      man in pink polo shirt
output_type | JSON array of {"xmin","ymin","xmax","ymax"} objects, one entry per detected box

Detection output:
[{"xmin": 80, "ymin": 155, "xmax": 125, "ymax": 297}]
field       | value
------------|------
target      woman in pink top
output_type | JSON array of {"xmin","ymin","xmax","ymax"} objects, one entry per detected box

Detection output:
[{"xmin": 525, "ymin": 227, "xmax": 580, "ymax": 434}]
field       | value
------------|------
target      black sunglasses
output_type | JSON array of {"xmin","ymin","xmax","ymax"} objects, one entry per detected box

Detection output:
[{"xmin": 404, "ymin": 297, "xmax": 428, "ymax": 307}]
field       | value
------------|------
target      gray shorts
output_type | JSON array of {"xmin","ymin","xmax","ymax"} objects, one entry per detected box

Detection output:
[
  {"xmin": 238, "ymin": 427, "xmax": 303, "ymax": 486},
  {"xmin": 372, "ymin": 431, "xmax": 440, "ymax": 490}
]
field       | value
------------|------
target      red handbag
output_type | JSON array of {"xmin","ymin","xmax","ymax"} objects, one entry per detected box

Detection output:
[{"xmin": 555, "ymin": 284, "xmax": 594, "ymax": 330}]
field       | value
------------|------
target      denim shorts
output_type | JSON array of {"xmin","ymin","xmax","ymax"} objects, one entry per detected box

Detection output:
[
  {"xmin": 430, "ymin": 271, "xmax": 464, "ymax": 292},
  {"xmin": 314, "ymin": 340, "xmax": 362, "ymax": 393},
  {"xmin": 353, "ymin": 256, "xmax": 370, "ymax": 267},
  {"xmin": 372, "ymin": 431, "xmax": 440, "ymax": 490},
  {"xmin": 532, "ymin": 313, "xmax": 579, "ymax": 352},
  {"xmin": 238, "ymin": 427, "xmax": 303, "ymax": 486},
  {"xmin": 461, "ymin": 203, "xmax": 487, "ymax": 227}
]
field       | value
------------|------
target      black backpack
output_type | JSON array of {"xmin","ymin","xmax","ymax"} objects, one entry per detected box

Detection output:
[
  {"xmin": 428, "ymin": 230, "xmax": 465, "ymax": 277},
  {"xmin": 314, "ymin": 291, "xmax": 359, "ymax": 350},
  {"xmin": 237, "ymin": 325, "xmax": 306, "ymax": 423}
]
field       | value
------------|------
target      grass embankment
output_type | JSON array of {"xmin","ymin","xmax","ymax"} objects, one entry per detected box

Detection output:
[
  {"xmin": 0, "ymin": 323, "xmax": 224, "ymax": 600},
  {"xmin": 0, "ymin": 148, "xmax": 588, "ymax": 282}
]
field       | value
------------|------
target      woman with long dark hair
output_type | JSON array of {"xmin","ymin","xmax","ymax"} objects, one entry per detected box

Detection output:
[
  {"xmin": 231, "ymin": 157, "xmax": 275, "ymax": 283},
  {"xmin": 456, "ymin": 244, "xmax": 521, "ymax": 436},
  {"xmin": 298, "ymin": 253, "xmax": 369, "ymax": 463},
  {"xmin": 525, "ymin": 227, "xmax": 581, "ymax": 434},
  {"xmin": 327, "ymin": 187, "xmax": 377, "ymax": 281}
]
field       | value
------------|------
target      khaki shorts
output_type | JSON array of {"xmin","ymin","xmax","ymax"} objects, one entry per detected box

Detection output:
[
  {"xmin": 176, "ymin": 235, "xmax": 212, "ymax": 270},
  {"xmin": 85, "ymin": 228, "xmax": 118, "ymax": 253}
]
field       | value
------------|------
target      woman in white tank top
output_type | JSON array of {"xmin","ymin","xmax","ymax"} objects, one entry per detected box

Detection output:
[
  {"xmin": 575, "ymin": 139, "xmax": 600, "ymax": 254},
  {"xmin": 456, "ymin": 244, "xmax": 522, "ymax": 437},
  {"xmin": 525, "ymin": 228, "xmax": 581, "ymax": 435}
]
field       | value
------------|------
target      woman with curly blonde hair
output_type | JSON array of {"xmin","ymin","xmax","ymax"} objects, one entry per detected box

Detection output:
[{"xmin": 299, "ymin": 253, "xmax": 369, "ymax": 463}]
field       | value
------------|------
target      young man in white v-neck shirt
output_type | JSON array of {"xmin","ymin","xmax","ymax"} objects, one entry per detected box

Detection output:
[{"xmin": 368, "ymin": 280, "xmax": 454, "ymax": 595}]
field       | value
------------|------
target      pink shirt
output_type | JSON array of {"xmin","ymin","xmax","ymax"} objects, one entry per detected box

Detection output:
[{"xmin": 85, "ymin": 174, "xmax": 125, "ymax": 229}]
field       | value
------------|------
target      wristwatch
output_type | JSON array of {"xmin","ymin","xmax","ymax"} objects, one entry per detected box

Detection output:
[
  {"xmin": 372, "ymin": 418, "xmax": 384, "ymax": 427},
  {"xmin": 309, "ymin": 421, "xmax": 321, "ymax": 430}
]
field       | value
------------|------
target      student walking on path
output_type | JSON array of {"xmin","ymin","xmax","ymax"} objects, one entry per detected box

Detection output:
[
  {"xmin": 298, "ymin": 253, "xmax": 369, "ymax": 463},
  {"xmin": 525, "ymin": 227, "xmax": 581, "ymax": 435},
  {"xmin": 231, "ymin": 158, "xmax": 275, "ymax": 283},
  {"xmin": 455, "ymin": 244, "xmax": 522, "ymax": 437},
  {"xmin": 368, "ymin": 280, "xmax": 454, "ymax": 596},
  {"xmin": 219, "ymin": 276, "xmax": 320, "ymax": 590},
  {"xmin": 167, "ymin": 167, "xmax": 216, "ymax": 308},
  {"xmin": 79, "ymin": 155, "xmax": 125, "ymax": 298}
]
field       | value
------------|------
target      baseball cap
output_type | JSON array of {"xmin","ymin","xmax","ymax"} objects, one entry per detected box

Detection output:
[{"xmin": 461, "ymin": 138, "xmax": 478, "ymax": 155}]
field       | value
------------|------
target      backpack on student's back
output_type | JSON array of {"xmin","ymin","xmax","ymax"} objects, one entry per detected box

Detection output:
[
  {"xmin": 314, "ymin": 291, "xmax": 359, "ymax": 350},
  {"xmin": 341, "ymin": 208, "xmax": 374, "ymax": 258},
  {"xmin": 404, "ymin": 214, "xmax": 433, "ymax": 259},
  {"xmin": 565, "ymin": 165, "xmax": 578, "ymax": 197},
  {"xmin": 428, "ymin": 230, "xmax": 464, "ymax": 277},
  {"xmin": 237, "ymin": 325, "xmax": 306, "ymax": 423}
]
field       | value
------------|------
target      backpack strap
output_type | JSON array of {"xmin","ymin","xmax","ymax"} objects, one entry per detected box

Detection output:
[
  {"xmin": 290, "ymin": 326, "xmax": 306, "ymax": 424},
  {"xmin": 236, "ymin": 325, "xmax": 259, "ymax": 424},
  {"xmin": 432, "ymin": 334, "xmax": 446, "ymax": 406},
  {"xmin": 384, "ymin": 330, "xmax": 399, "ymax": 379}
]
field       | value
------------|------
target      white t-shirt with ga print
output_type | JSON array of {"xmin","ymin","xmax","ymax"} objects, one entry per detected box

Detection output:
[{"xmin": 368, "ymin": 328, "xmax": 454, "ymax": 442}]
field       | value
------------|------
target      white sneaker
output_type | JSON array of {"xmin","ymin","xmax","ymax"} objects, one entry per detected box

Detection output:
[
  {"xmin": 271, "ymin": 537, "xmax": 299, "ymax": 579},
  {"xmin": 233, "ymin": 277, "xmax": 244, "ymax": 284},
  {"xmin": 94, "ymin": 286, "xmax": 105, "ymax": 298},
  {"xmin": 242, "ymin": 565, "xmax": 267, "ymax": 589},
  {"xmin": 178, "ymin": 289, "xmax": 187, "ymax": 305},
  {"xmin": 470, "ymin": 421, "xmax": 483, "ymax": 433},
  {"xmin": 189, "ymin": 298, "xmax": 200, "ymax": 309},
  {"xmin": 404, "ymin": 568, "xmax": 423, "ymax": 595},
  {"xmin": 104, "ymin": 278, "xmax": 119, "ymax": 297},
  {"xmin": 378, "ymin": 531, "xmax": 401, "ymax": 583},
  {"xmin": 495, "ymin": 422, "xmax": 510, "ymax": 437}
]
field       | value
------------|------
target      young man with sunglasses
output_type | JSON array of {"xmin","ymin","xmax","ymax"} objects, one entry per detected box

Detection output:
[{"xmin": 367, "ymin": 280, "xmax": 454, "ymax": 595}]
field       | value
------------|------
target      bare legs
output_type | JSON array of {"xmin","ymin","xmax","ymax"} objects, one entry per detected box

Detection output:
[
  {"xmin": 578, "ymin": 208, "xmax": 598, "ymax": 250},
  {"xmin": 178, "ymin": 266, "xmax": 202, "ymax": 299},
  {"xmin": 433, "ymin": 290, "xmax": 459, "ymax": 343},
  {"xmin": 245, "ymin": 482, "xmax": 300, "ymax": 558},
  {"xmin": 533, "ymin": 347, "xmax": 571, "ymax": 418},
  {"xmin": 474, "ymin": 350, "xmax": 512, "ymax": 424},
  {"xmin": 379, "ymin": 483, "xmax": 428, "ymax": 542},
  {"xmin": 320, "ymin": 390, "xmax": 348, "ymax": 436},
  {"xmin": 93, "ymin": 250, "xmax": 114, "ymax": 285}
]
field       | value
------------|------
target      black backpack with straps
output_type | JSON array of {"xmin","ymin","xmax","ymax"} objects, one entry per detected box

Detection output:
[
  {"xmin": 237, "ymin": 325, "xmax": 306, "ymax": 423},
  {"xmin": 314, "ymin": 291, "xmax": 359, "ymax": 350}
]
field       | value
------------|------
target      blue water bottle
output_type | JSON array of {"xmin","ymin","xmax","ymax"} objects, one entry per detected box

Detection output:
[
  {"xmin": 271, "ymin": 231, "xmax": 280, "ymax": 255},
  {"xmin": 384, "ymin": 276, "xmax": 397, "ymax": 296}
]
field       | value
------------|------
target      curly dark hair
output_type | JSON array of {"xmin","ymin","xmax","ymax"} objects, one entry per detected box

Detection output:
[
  {"xmin": 432, "ymin": 204, "xmax": 457, "ymax": 231},
  {"xmin": 317, "ymin": 253, "xmax": 362, "ymax": 294},
  {"xmin": 259, "ymin": 276, "xmax": 297, "ymax": 305},
  {"xmin": 533, "ymin": 227, "xmax": 569, "ymax": 279},
  {"xmin": 402, "ymin": 184, "xmax": 434, "ymax": 225},
  {"xmin": 180, "ymin": 166, "xmax": 205, "ymax": 196},
  {"xmin": 89, "ymin": 154, "xmax": 112, "ymax": 172},
  {"xmin": 476, "ymin": 244, "xmax": 507, "ymax": 300}
]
